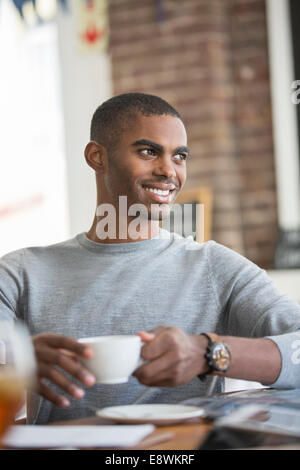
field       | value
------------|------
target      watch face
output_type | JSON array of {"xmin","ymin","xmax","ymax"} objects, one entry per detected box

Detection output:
[{"xmin": 212, "ymin": 343, "xmax": 231, "ymax": 371}]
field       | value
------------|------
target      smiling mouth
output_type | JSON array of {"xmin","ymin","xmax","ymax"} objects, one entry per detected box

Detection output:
[{"xmin": 142, "ymin": 185, "xmax": 176, "ymax": 202}]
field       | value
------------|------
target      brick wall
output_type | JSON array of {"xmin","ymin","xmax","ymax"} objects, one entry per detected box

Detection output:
[{"xmin": 108, "ymin": 0, "xmax": 278, "ymax": 269}]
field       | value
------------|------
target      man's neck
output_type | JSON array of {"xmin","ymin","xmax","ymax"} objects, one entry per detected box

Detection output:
[{"xmin": 86, "ymin": 215, "xmax": 160, "ymax": 244}]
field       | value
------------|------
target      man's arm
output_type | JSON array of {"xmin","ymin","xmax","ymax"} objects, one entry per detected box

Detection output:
[
  {"xmin": 208, "ymin": 334, "xmax": 281, "ymax": 384},
  {"xmin": 134, "ymin": 243, "xmax": 300, "ymax": 389},
  {"xmin": 0, "ymin": 249, "xmax": 97, "ymax": 408},
  {"xmin": 134, "ymin": 327, "xmax": 282, "ymax": 387}
]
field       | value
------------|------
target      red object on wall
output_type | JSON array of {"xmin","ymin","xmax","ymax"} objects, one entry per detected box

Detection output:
[
  {"xmin": 76, "ymin": 0, "xmax": 108, "ymax": 52},
  {"xmin": 80, "ymin": 23, "xmax": 106, "ymax": 44}
]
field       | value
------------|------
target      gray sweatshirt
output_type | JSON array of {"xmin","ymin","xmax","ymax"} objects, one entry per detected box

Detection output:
[{"xmin": 0, "ymin": 230, "xmax": 300, "ymax": 424}]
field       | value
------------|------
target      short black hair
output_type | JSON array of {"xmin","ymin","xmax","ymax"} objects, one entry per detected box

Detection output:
[{"xmin": 90, "ymin": 92, "xmax": 182, "ymax": 153}]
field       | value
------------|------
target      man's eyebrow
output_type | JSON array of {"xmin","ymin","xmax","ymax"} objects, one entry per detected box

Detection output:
[
  {"xmin": 132, "ymin": 139, "xmax": 163, "ymax": 152},
  {"xmin": 175, "ymin": 145, "xmax": 190, "ymax": 156},
  {"xmin": 132, "ymin": 139, "xmax": 190, "ymax": 156}
]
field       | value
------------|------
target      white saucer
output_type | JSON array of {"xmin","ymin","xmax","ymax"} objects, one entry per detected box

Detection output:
[{"xmin": 96, "ymin": 404, "xmax": 205, "ymax": 425}]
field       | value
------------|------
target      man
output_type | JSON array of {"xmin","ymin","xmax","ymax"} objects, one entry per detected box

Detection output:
[{"xmin": 1, "ymin": 92, "xmax": 300, "ymax": 425}]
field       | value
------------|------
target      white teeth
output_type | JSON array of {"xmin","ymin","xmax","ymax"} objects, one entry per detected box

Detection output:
[{"xmin": 145, "ymin": 187, "xmax": 170, "ymax": 196}]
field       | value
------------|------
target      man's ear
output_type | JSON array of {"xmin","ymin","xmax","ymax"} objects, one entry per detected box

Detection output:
[{"xmin": 84, "ymin": 141, "xmax": 107, "ymax": 173}]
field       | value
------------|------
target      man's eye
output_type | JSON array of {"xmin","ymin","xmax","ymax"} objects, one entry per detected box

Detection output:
[
  {"xmin": 140, "ymin": 148, "xmax": 156, "ymax": 156},
  {"xmin": 175, "ymin": 153, "xmax": 187, "ymax": 161}
]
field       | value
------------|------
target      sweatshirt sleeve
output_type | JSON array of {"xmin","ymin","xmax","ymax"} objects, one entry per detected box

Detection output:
[
  {"xmin": 207, "ymin": 241, "xmax": 300, "ymax": 389},
  {"xmin": 0, "ymin": 248, "xmax": 25, "ymax": 324}
]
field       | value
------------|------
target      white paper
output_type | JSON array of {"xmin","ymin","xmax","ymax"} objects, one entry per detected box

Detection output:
[{"xmin": 3, "ymin": 424, "xmax": 155, "ymax": 449}]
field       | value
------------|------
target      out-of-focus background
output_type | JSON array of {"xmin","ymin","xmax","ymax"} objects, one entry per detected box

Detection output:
[{"xmin": 1, "ymin": 0, "xmax": 300, "ymax": 391}]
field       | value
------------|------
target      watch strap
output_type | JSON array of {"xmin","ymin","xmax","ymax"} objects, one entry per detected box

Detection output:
[
  {"xmin": 198, "ymin": 332, "xmax": 214, "ymax": 381},
  {"xmin": 198, "ymin": 332, "xmax": 231, "ymax": 381}
]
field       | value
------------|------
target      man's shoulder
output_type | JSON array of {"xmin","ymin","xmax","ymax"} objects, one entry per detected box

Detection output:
[
  {"xmin": 158, "ymin": 228, "xmax": 218, "ymax": 252},
  {"xmin": 0, "ymin": 234, "xmax": 81, "ymax": 267},
  {"xmin": 161, "ymin": 230, "xmax": 257, "ymax": 267}
]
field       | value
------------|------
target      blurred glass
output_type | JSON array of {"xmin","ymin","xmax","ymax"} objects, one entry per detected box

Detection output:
[{"xmin": 0, "ymin": 321, "xmax": 36, "ymax": 445}]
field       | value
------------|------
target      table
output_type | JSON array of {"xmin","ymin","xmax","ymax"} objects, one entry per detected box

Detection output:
[
  {"xmin": 11, "ymin": 388, "xmax": 300, "ymax": 450},
  {"xmin": 47, "ymin": 415, "xmax": 213, "ymax": 450},
  {"xmin": 47, "ymin": 413, "xmax": 300, "ymax": 450}
]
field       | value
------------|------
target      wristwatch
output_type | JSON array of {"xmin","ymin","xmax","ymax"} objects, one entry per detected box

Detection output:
[{"xmin": 198, "ymin": 332, "xmax": 231, "ymax": 380}]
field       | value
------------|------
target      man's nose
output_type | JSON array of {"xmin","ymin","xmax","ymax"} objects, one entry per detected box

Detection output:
[{"xmin": 153, "ymin": 156, "xmax": 176, "ymax": 179}]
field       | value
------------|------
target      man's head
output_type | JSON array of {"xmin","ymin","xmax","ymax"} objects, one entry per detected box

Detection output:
[
  {"xmin": 90, "ymin": 92, "xmax": 183, "ymax": 155},
  {"xmin": 85, "ymin": 92, "xmax": 188, "ymax": 222}
]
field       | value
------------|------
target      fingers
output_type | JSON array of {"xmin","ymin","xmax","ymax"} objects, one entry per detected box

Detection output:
[
  {"xmin": 36, "ymin": 345, "xmax": 95, "ymax": 386},
  {"xmin": 137, "ymin": 326, "xmax": 168, "ymax": 342},
  {"xmin": 38, "ymin": 379, "xmax": 71, "ymax": 408},
  {"xmin": 140, "ymin": 327, "xmax": 183, "ymax": 361},
  {"xmin": 137, "ymin": 331, "xmax": 155, "ymax": 343},
  {"xmin": 134, "ymin": 327, "xmax": 201, "ymax": 387},
  {"xmin": 42, "ymin": 334, "xmax": 94, "ymax": 359},
  {"xmin": 134, "ymin": 351, "xmax": 181, "ymax": 386},
  {"xmin": 32, "ymin": 333, "xmax": 96, "ymax": 407},
  {"xmin": 137, "ymin": 326, "xmax": 171, "ymax": 358},
  {"xmin": 148, "ymin": 326, "xmax": 168, "ymax": 336},
  {"xmin": 40, "ymin": 364, "xmax": 85, "ymax": 406}
]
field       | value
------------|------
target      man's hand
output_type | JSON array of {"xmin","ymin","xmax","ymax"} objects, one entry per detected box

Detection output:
[
  {"xmin": 32, "ymin": 333, "xmax": 96, "ymax": 407},
  {"xmin": 133, "ymin": 326, "xmax": 209, "ymax": 386}
]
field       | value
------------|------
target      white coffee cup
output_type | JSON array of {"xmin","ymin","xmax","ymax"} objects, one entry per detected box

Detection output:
[{"xmin": 78, "ymin": 335, "xmax": 143, "ymax": 384}]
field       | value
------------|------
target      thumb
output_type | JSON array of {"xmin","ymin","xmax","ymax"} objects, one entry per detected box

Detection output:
[{"xmin": 137, "ymin": 331, "xmax": 155, "ymax": 343}]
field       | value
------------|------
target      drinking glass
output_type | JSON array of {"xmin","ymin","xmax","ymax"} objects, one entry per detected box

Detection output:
[{"xmin": 0, "ymin": 321, "xmax": 36, "ymax": 445}]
